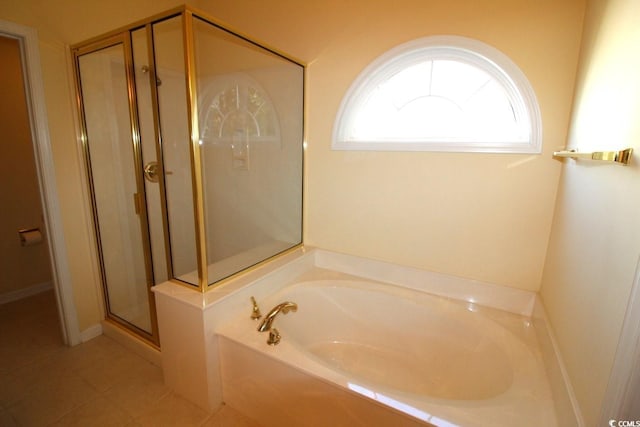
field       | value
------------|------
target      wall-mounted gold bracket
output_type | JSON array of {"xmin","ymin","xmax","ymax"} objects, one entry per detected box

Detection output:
[{"xmin": 553, "ymin": 148, "xmax": 633, "ymax": 165}]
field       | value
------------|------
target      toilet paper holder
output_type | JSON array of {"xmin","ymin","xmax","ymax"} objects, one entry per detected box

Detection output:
[{"xmin": 18, "ymin": 227, "xmax": 43, "ymax": 247}]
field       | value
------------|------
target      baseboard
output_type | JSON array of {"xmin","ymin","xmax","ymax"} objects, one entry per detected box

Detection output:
[
  {"xmin": 533, "ymin": 296, "xmax": 585, "ymax": 426},
  {"xmin": 0, "ymin": 281, "xmax": 53, "ymax": 304},
  {"xmin": 80, "ymin": 323, "xmax": 103, "ymax": 342}
]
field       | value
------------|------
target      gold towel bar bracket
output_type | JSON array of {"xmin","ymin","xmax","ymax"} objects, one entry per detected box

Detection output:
[{"xmin": 552, "ymin": 148, "xmax": 633, "ymax": 165}]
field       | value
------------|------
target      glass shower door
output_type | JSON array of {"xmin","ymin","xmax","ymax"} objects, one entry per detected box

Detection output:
[{"xmin": 75, "ymin": 36, "xmax": 158, "ymax": 344}]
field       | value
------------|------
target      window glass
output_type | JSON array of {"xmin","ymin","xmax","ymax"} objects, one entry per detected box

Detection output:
[{"xmin": 333, "ymin": 36, "xmax": 541, "ymax": 153}]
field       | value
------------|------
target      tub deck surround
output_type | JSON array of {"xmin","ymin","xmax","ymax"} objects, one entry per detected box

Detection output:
[
  {"xmin": 153, "ymin": 246, "xmax": 313, "ymax": 410},
  {"xmin": 217, "ymin": 274, "xmax": 556, "ymax": 427},
  {"xmin": 153, "ymin": 247, "xmax": 562, "ymax": 424},
  {"xmin": 312, "ymin": 249, "xmax": 537, "ymax": 316},
  {"xmin": 532, "ymin": 298, "xmax": 584, "ymax": 427},
  {"xmin": 219, "ymin": 336, "xmax": 432, "ymax": 427}
]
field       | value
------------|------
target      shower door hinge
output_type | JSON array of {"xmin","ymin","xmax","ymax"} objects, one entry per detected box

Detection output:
[{"xmin": 133, "ymin": 192, "xmax": 143, "ymax": 215}]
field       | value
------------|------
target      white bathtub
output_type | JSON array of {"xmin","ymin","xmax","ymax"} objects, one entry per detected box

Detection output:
[{"xmin": 217, "ymin": 269, "xmax": 556, "ymax": 427}]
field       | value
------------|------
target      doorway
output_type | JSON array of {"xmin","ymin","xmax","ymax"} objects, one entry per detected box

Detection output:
[
  {"xmin": 0, "ymin": 36, "xmax": 53, "ymax": 304},
  {"xmin": 0, "ymin": 19, "xmax": 80, "ymax": 346}
]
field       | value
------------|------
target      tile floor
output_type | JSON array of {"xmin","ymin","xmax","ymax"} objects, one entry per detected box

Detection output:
[{"xmin": 0, "ymin": 290, "xmax": 261, "ymax": 426}]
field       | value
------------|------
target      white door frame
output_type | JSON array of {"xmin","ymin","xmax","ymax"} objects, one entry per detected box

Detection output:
[
  {"xmin": 600, "ymin": 256, "xmax": 640, "ymax": 422},
  {"xmin": 0, "ymin": 18, "xmax": 80, "ymax": 345}
]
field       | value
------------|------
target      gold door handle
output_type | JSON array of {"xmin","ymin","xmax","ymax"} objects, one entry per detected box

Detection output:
[
  {"xmin": 143, "ymin": 161, "xmax": 173, "ymax": 183},
  {"xmin": 143, "ymin": 161, "xmax": 160, "ymax": 183}
]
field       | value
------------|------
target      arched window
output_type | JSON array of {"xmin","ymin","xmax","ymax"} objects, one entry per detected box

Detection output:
[{"xmin": 333, "ymin": 36, "xmax": 541, "ymax": 153}]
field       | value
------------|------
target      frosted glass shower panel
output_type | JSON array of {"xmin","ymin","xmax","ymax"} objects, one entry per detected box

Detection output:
[
  {"xmin": 153, "ymin": 16, "xmax": 199, "ymax": 285},
  {"xmin": 78, "ymin": 45, "xmax": 152, "ymax": 333},
  {"xmin": 193, "ymin": 17, "xmax": 304, "ymax": 285}
]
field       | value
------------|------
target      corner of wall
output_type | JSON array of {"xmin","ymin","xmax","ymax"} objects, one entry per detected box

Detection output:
[
  {"xmin": 79, "ymin": 322, "xmax": 103, "ymax": 343},
  {"xmin": 532, "ymin": 295, "xmax": 585, "ymax": 427}
]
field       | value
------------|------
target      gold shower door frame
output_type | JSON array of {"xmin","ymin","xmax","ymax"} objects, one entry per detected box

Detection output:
[
  {"xmin": 72, "ymin": 6, "xmax": 305, "ymax": 345},
  {"xmin": 72, "ymin": 31, "xmax": 163, "ymax": 346}
]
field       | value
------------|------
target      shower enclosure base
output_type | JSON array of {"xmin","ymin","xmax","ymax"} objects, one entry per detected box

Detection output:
[{"xmin": 102, "ymin": 319, "xmax": 161, "ymax": 367}]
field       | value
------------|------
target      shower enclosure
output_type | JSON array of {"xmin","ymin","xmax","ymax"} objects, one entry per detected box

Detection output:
[{"xmin": 72, "ymin": 7, "xmax": 304, "ymax": 346}]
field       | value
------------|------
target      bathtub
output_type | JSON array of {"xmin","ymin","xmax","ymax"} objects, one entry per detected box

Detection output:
[{"xmin": 216, "ymin": 269, "xmax": 556, "ymax": 427}]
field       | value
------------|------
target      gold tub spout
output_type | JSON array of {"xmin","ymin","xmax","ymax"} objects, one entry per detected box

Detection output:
[{"xmin": 257, "ymin": 301, "xmax": 298, "ymax": 345}]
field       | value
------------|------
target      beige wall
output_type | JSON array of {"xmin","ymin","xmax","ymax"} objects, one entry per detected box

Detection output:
[
  {"xmin": 0, "ymin": 35, "xmax": 51, "ymax": 295},
  {"xmin": 540, "ymin": 0, "xmax": 640, "ymax": 424},
  {"xmin": 206, "ymin": 0, "xmax": 585, "ymax": 291},
  {"xmin": 0, "ymin": 1, "xmax": 584, "ymax": 323}
]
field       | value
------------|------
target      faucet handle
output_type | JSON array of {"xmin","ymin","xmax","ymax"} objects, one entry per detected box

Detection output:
[
  {"xmin": 250, "ymin": 296, "xmax": 262, "ymax": 320},
  {"xmin": 267, "ymin": 328, "xmax": 281, "ymax": 345}
]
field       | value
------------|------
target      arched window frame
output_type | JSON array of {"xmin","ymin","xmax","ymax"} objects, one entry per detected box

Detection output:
[{"xmin": 332, "ymin": 36, "xmax": 542, "ymax": 153}]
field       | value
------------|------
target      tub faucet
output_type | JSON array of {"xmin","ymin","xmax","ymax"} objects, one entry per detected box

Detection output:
[{"xmin": 257, "ymin": 301, "xmax": 297, "ymax": 345}]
